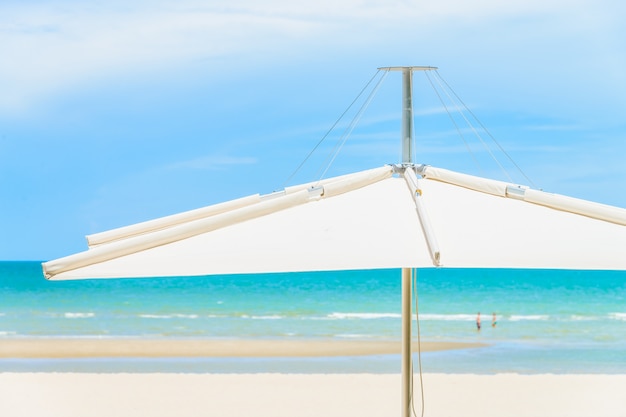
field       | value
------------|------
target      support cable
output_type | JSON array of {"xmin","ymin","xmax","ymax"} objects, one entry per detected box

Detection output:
[
  {"xmin": 423, "ymin": 71, "xmax": 484, "ymax": 176},
  {"xmin": 429, "ymin": 71, "xmax": 513, "ymax": 182},
  {"xmin": 281, "ymin": 69, "xmax": 385, "ymax": 189},
  {"xmin": 315, "ymin": 70, "xmax": 389, "ymax": 182},
  {"xmin": 433, "ymin": 71, "xmax": 537, "ymax": 188}
]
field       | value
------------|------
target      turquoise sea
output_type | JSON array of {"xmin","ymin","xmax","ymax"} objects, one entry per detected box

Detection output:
[{"xmin": 1, "ymin": 261, "xmax": 625, "ymax": 374}]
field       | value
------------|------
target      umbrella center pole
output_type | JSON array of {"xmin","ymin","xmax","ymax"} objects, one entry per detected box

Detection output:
[
  {"xmin": 401, "ymin": 69, "xmax": 414, "ymax": 164},
  {"xmin": 401, "ymin": 267, "xmax": 413, "ymax": 417},
  {"xmin": 378, "ymin": 66, "xmax": 439, "ymax": 165}
]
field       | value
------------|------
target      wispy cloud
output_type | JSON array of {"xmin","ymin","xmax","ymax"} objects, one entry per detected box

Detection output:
[
  {"xmin": 0, "ymin": 2, "xmax": 320, "ymax": 113},
  {"xmin": 523, "ymin": 124, "xmax": 585, "ymax": 132},
  {"xmin": 2, "ymin": 0, "xmax": 620, "ymax": 114},
  {"xmin": 168, "ymin": 154, "xmax": 258, "ymax": 171}
]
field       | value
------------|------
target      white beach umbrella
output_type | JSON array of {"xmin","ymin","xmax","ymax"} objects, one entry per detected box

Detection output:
[
  {"xmin": 42, "ymin": 163, "xmax": 626, "ymax": 279},
  {"xmin": 42, "ymin": 67, "xmax": 626, "ymax": 417}
]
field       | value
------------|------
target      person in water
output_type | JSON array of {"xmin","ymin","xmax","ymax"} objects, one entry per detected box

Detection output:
[
  {"xmin": 492, "ymin": 312, "xmax": 497, "ymax": 328},
  {"xmin": 476, "ymin": 312, "xmax": 481, "ymax": 330}
]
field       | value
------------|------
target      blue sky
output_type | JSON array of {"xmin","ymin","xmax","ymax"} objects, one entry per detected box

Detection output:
[{"xmin": 1, "ymin": 0, "xmax": 625, "ymax": 260}]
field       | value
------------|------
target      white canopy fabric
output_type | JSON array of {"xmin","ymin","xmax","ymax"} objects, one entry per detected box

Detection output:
[{"xmin": 43, "ymin": 165, "xmax": 626, "ymax": 280}]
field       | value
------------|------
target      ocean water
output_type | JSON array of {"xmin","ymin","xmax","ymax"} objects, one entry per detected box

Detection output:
[{"xmin": 1, "ymin": 261, "xmax": 625, "ymax": 373}]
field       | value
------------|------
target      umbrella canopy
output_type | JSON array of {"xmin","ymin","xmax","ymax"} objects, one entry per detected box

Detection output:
[{"xmin": 43, "ymin": 164, "xmax": 626, "ymax": 280}]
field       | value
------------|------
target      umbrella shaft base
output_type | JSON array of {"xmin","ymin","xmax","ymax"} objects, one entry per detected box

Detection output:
[{"xmin": 401, "ymin": 268, "xmax": 412, "ymax": 417}]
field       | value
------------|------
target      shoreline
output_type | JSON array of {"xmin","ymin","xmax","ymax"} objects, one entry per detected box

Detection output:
[{"xmin": 0, "ymin": 338, "xmax": 484, "ymax": 359}]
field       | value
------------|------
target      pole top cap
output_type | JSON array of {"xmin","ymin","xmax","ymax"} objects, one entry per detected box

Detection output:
[{"xmin": 378, "ymin": 66, "xmax": 438, "ymax": 71}]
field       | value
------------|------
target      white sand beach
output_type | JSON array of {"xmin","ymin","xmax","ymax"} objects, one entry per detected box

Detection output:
[{"xmin": 1, "ymin": 372, "xmax": 625, "ymax": 417}]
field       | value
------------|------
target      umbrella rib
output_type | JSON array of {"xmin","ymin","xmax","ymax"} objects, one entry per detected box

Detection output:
[
  {"xmin": 419, "ymin": 165, "xmax": 626, "ymax": 226},
  {"xmin": 403, "ymin": 167, "xmax": 441, "ymax": 266},
  {"xmin": 43, "ymin": 166, "xmax": 396, "ymax": 280}
]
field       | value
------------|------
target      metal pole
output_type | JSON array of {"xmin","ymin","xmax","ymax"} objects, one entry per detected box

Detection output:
[
  {"xmin": 377, "ymin": 66, "xmax": 437, "ymax": 417},
  {"xmin": 401, "ymin": 267, "xmax": 412, "ymax": 417},
  {"xmin": 401, "ymin": 68, "xmax": 415, "ymax": 417},
  {"xmin": 402, "ymin": 69, "xmax": 414, "ymax": 164},
  {"xmin": 377, "ymin": 65, "xmax": 438, "ymax": 166}
]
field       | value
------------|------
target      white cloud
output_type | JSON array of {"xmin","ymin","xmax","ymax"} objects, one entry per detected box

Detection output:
[
  {"xmin": 523, "ymin": 124, "xmax": 585, "ymax": 132},
  {"xmin": 0, "ymin": 0, "xmax": 623, "ymax": 115},
  {"xmin": 168, "ymin": 154, "xmax": 258, "ymax": 170},
  {"xmin": 0, "ymin": 2, "xmax": 320, "ymax": 113}
]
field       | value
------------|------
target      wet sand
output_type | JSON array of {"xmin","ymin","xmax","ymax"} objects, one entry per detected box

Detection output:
[{"xmin": 0, "ymin": 338, "xmax": 483, "ymax": 358}]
